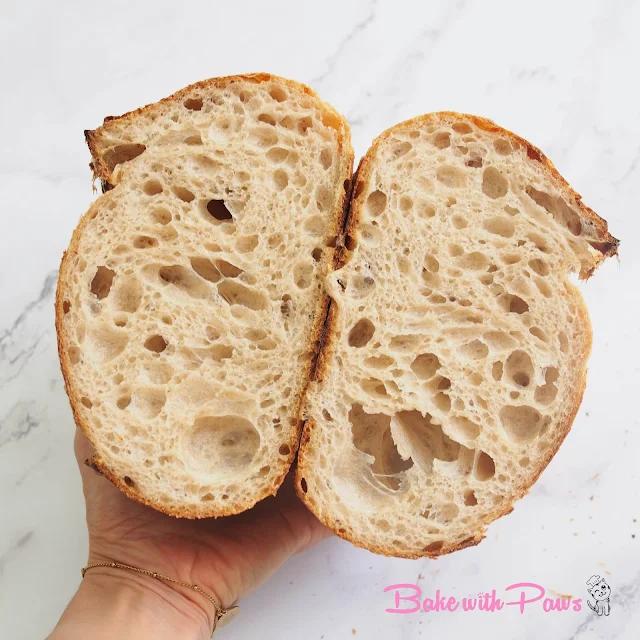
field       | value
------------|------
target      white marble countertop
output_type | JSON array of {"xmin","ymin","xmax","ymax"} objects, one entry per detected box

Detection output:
[{"xmin": 1, "ymin": 0, "xmax": 639, "ymax": 638}]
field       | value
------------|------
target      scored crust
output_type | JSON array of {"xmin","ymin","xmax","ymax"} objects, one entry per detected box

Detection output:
[
  {"xmin": 56, "ymin": 74, "xmax": 354, "ymax": 517},
  {"xmin": 295, "ymin": 112, "xmax": 617, "ymax": 558}
]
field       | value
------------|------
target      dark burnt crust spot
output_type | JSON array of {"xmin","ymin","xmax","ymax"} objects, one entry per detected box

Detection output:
[
  {"xmin": 589, "ymin": 239, "xmax": 620, "ymax": 257},
  {"xmin": 84, "ymin": 457, "xmax": 104, "ymax": 476}
]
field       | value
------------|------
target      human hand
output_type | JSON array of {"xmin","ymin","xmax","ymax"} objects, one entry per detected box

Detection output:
[{"xmin": 51, "ymin": 428, "xmax": 331, "ymax": 639}]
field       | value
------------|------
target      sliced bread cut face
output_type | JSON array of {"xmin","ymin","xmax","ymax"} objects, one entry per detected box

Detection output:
[
  {"xmin": 56, "ymin": 74, "xmax": 353, "ymax": 517},
  {"xmin": 297, "ymin": 113, "xmax": 618, "ymax": 557}
]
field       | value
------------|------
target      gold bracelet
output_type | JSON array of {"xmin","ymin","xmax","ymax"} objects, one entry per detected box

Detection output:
[{"xmin": 81, "ymin": 561, "xmax": 239, "ymax": 637}]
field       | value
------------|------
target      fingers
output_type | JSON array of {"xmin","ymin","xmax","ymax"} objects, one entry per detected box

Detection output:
[{"xmin": 74, "ymin": 427, "xmax": 94, "ymax": 467}]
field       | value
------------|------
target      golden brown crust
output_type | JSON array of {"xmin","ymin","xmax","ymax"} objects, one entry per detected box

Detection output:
[
  {"xmin": 295, "ymin": 111, "xmax": 611, "ymax": 557},
  {"xmin": 86, "ymin": 73, "xmax": 347, "ymax": 188},
  {"xmin": 56, "ymin": 74, "xmax": 354, "ymax": 518}
]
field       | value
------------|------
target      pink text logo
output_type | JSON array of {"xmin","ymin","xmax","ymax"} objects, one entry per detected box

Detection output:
[{"xmin": 384, "ymin": 583, "xmax": 583, "ymax": 614}]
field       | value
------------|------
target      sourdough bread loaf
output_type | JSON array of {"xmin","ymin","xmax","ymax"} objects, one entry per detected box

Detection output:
[
  {"xmin": 296, "ymin": 112, "xmax": 618, "ymax": 557},
  {"xmin": 56, "ymin": 74, "xmax": 353, "ymax": 517}
]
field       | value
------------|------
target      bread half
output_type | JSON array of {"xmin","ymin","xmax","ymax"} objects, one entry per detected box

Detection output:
[
  {"xmin": 296, "ymin": 113, "xmax": 618, "ymax": 557},
  {"xmin": 56, "ymin": 74, "xmax": 353, "ymax": 517}
]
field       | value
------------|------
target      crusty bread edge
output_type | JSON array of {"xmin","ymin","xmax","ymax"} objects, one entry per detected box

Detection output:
[
  {"xmin": 295, "ymin": 112, "xmax": 606, "ymax": 557},
  {"xmin": 85, "ymin": 72, "xmax": 350, "ymax": 189},
  {"xmin": 56, "ymin": 74, "xmax": 354, "ymax": 518}
]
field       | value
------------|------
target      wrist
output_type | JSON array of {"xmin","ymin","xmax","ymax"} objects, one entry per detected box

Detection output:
[{"xmin": 50, "ymin": 564, "xmax": 214, "ymax": 640}]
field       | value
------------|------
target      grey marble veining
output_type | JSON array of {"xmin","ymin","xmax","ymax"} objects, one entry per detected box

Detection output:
[{"xmin": 1, "ymin": 0, "xmax": 639, "ymax": 638}]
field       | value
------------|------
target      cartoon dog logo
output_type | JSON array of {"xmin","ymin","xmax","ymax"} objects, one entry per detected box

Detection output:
[{"xmin": 586, "ymin": 575, "xmax": 611, "ymax": 616}]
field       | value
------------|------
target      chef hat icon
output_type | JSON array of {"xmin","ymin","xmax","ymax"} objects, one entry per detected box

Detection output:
[{"xmin": 587, "ymin": 575, "xmax": 602, "ymax": 587}]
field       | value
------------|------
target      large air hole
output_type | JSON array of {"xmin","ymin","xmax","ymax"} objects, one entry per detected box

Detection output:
[
  {"xmin": 500, "ymin": 405, "xmax": 543, "ymax": 443},
  {"xmin": 433, "ymin": 393, "xmax": 451, "ymax": 412},
  {"xmin": 361, "ymin": 379, "xmax": 390, "ymax": 398},
  {"xmin": 173, "ymin": 186, "xmax": 195, "ymax": 202},
  {"xmin": 491, "ymin": 361, "xmax": 503, "ymax": 381},
  {"xmin": 143, "ymin": 180, "xmax": 163, "ymax": 196},
  {"xmin": 274, "ymin": 170, "xmax": 289, "ymax": 191},
  {"xmin": 258, "ymin": 113, "xmax": 277, "ymax": 126},
  {"xmin": 389, "ymin": 335, "xmax": 422, "ymax": 351},
  {"xmin": 237, "ymin": 235, "xmax": 259, "ymax": 252},
  {"xmin": 433, "ymin": 131, "xmax": 451, "ymax": 149},
  {"xmin": 349, "ymin": 404, "xmax": 412, "ymax": 490},
  {"xmin": 144, "ymin": 335, "xmax": 167, "ymax": 353},
  {"xmin": 483, "ymin": 216, "xmax": 515, "ymax": 238},
  {"xmin": 365, "ymin": 190, "xmax": 387, "ymax": 217},
  {"xmin": 315, "ymin": 185, "xmax": 333, "ymax": 212},
  {"xmin": 529, "ymin": 258, "xmax": 550, "ymax": 276},
  {"xmin": 501, "ymin": 294, "xmax": 529, "ymax": 314},
  {"xmin": 103, "ymin": 143, "xmax": 146, "ymax": 172},
  {"xmin": 190, "ymin": 257, "xmax": 221, "ymax": 283},
  {"xmin": 151, "ymin": 208, "xmax": 172, "ymax": 225},
  {"xmin": 494, "ymin": 139, "xmax": 512, "ymax": 155},
  {"xmin": 390, "ymin": 141, "xmax": 412, "ymax": 158},
  {"xmin": 215, "ymin": 260, "xmax": 243, "ymax": 278},
  {"xmin": 184, "ymin": 415, "xmax": 260, "ymax": 473},
  {"xmin": 159, "ymin": 265, "xmax": 210, "ymax": 298},
  {"xmin": 184, "ymin": 97, "xmax": 203, "ymax": 110},
  {"xmin": 534, "ymin": 367, "xmax": 559, "ymax": 405},
  {"xmin": 464, "ymin": 489, "xmax": 478, "ymax": 506},
  {"xmin": 266, "ymin": 147, "xmax": 289, "ymax": 163},
  {"xmin": 320, "ymin": 148, "xmax": 333, "ymax": 169},
  {"xmin": 410, "ymin": 353, "xmax": 441, "ymax": 379},
  {"xmin": 133, "ymin": 236, "xmax": 159, "ymax": 249},
  {"xmin": 392, "ymin": 410, "xmax": 462, "ymax": 472},
  {"xmin": 206, "ymin": 199, "xmax": 233, "ymax": 222},
  {"xmin": 90, "ymin": 266, "xmax": 116, "ymax": 300},
  {"xmin": 217, "ymin": 281, "xmax": 267, "ymax": 311},
  {"xmin": 365, "ymin": 355, "xmax": 395, "ymax": 369},
  {"xmin": 474, "ymin": 451, "xmax": 495, "ymax": 480},
  {"xmin": 298, "ymin": 116, "xmax": 313, "ymax": 135},
  {"xmin": 348, "ymin": 319, "xmax": 375, "ymax": 347},
  {"xmin": 525, "ymin": 187, "xmax": 582, "ymax": 236},
  {"xmin": 453, "ymin": 122, "xmax": 473, "ymax": 134},
  {"xmin": 505, "ymin": 350, "xmax": 534, "ymax": 387},
  {"xmin": 250, "ymin": 127, "xmax": 278, "ymax": 147},
  {"xmin": 482, "ymin": 167, "xmax": 509, "ymax": 199},
  {"xmin": 535, "ymin": 278, "xmax": 552, "ymax": 298},
  {"xmin": 424, "ymin": 254, "xmax": 440, "ymax": 272},
  {"xmin": 465, "ymin": 156, "xmax": 483, "ymax": 168},
  {"xmin": 459, "ymin": 340, "xmax": 489, "ymax": 360},
  {"xmin": 529, "ymin": 327, "xmax": 549, "ymax": 343}
]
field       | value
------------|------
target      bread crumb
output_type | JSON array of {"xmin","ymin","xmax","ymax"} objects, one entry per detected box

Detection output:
[{"xmin": 352, "ymin": 629, "xmax": 357, "ymax": 635}]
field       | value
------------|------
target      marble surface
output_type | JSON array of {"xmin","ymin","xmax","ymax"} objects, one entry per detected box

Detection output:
[{"xmin": 1, "ymin": 0, "xmax": 639, "ymax": 638}]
